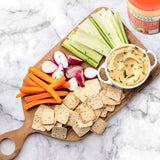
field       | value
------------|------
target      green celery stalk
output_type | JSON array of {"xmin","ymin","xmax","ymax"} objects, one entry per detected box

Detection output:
[
  {"xmin": 90, "ymin": 18, "xmax": 114, "ymax": 49},
  {"xmin": 62, "ymin": 39, "xmax": 99, "ymax": 68},
  {"xmin": 114, "ymin": 12, "xmax": 128, "ymax": 44}
]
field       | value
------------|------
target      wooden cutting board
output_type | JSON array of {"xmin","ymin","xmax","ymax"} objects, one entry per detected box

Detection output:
[{"xmin": 0, "ymin": 7, "xmax": 160, "ymax": 160}]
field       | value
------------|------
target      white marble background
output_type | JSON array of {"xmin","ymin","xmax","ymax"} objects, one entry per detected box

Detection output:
[{"xmin": 0, "ymin": 0, "xmax": 160, "ymax": 159}]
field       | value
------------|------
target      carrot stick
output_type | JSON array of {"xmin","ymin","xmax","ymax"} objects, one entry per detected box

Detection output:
[
  {"xmin": 24, "ymin": 91, "xmax": 69, "ymax": 102},
  {"xmin": 20, "ymin": 86, "xmax": 45, "ymax": 94},
  {"xmin": 49, "ymin": 76, "xmax": 66, "ymax": 88},
  {"xmin": 16, "ymin": 93, "xmax": 26, "ymax": 98},
  {"xmin": 28, "ymin": 73, "xmax": 62, "ymax": 103},
  {"xmin": 28, "ymin": 67, "xmax": 57, "ymax": 83},
  {"xmin": 23, "ymin": 77, "xmax": 39, "ymax": 87},
  {"xmin": 24, "ymin": 98, "xmax": 61, "ymax": 110},
  {"xmin": 20, "ymin": 81, "xmax": 70, "ymax": 94},
  {"xmin": 56, "ymin": 81, "xmax": 70, "ymax": 89}
]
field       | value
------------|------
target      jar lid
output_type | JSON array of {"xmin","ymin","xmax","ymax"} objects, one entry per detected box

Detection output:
[{"xmin": 129, "ymin": 0, "xmax": 160, "ymax": 11}]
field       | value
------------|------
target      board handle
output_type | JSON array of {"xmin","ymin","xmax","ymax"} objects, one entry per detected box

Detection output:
[{"xmin": 0, "ymin": 123, "xmax": 34, "ymax": 160}]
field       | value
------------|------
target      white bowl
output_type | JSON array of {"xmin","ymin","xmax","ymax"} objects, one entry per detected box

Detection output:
[{"xmin": 97, "ymin": 44, "xmax": 157, "ymax": 89}]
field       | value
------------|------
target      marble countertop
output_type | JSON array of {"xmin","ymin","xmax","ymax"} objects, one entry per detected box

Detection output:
[{"xmin": 0, "ymin": 0, "xmax": 160, "ymax": 159}]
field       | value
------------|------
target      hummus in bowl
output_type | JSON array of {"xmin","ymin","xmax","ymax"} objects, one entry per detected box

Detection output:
[{"xmin": 98, "ymin": 44, "xmax": 157, "ymax": 89}]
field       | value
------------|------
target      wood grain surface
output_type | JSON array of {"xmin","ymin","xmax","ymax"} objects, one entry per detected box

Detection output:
[{"xmin": 0, "ymin": 7, "xmax": 159, "ymax": 160}]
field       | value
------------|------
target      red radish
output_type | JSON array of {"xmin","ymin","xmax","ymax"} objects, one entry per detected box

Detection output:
[
  {"xmin": 41, "ymin": 60, "xmax": 57, "ymax": 74},
  {"xmin": 52, "ymin": 63, "xmax": 64, "ymax": 79},
  {"xmin": 84, "ymin": 67, "xmax": 98, "ymax": 79},
  {"xmin": 66, "ymin": 65, "xmax": 83, "ymax": 79},
  {"xmin": 76, "ymin": 70, "xmax": 85, "ymax": 87},
  {"xmin": 68, "ymin": 77, "xmax": 78, "ymax": 91},
  {"xmin": 53, "ymin": 51, "xmax": 68, "ymax": 68},
  {"xmin": 68, "ymin": 55, "xmax": 83, "ymax": 65}
]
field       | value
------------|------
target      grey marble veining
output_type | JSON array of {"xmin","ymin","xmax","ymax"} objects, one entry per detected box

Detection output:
[{"xmin": 0, "ymin": 0, "xmax": 160, "ymax": 159}]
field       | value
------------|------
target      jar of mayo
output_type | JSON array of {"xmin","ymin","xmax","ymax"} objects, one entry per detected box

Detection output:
[{"xmin": 127, "ymin": 0, "xmax": 160, "ymax": 34}]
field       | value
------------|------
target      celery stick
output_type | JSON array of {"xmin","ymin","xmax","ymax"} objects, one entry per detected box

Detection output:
[
  {"xmin": 62, "ymin": 40, "xmax": 99, "ymax": 68},
  {"xmin": 90, "ymin": 18, "xmax": 114, "ymax": 49},
  {"xmin": 67, "ymin": 31, "xmax": 103, "ymax": 63},
  {"xmin": 114, "ymin": 12, "xmax": 128, "ymax": 44},
  {"xmin": 105, "ymin": 9, "xmax": 125, "ymax": 44}
]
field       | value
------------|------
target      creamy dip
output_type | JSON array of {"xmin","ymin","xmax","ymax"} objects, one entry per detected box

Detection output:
[{"xmin": 107, "ymin": 45, "xmax": 149, "ymax": 87}]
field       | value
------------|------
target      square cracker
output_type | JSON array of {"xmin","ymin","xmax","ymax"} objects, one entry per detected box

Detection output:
[
  {"xmin": 74, "ymin": 86, "xmax": 86, "ymax": 102},
  {"xmin": 100, "ymin": 110, "xmax": 108, "ymax": 118},
  {"xmin": 106, "ymin": 85, "xmax": 122, "ymax": 102},
  {"xmin": 63, "ymin": 92, "xmax": 80, "ymax": 110},
  {"xmin": 76, "ymin": 113, "xmax": 93, "ymax": 128},
  {"xmin": 66, "ymin": 111, "xmax": 79, "ymax": 127},
  {"xmin": 55, "ymin": 104, "xmax": 70, "ymax": 124},
  {"xmin": 32, "ymin": 105, "xmax": 48, "ymax": 131},
  {"xmin": 41, "ymin": 108, "xmax": 55, "ymax": 125},
  {"xmin": 105, "ymin": 105, "xmax": 115, "ymax": 112},
  {"xmin": 55, "ymin": 122, "xmax": 63, "ymax": 127},
  {"xmin": 86, "ymin": 94, "xmax": 103, "ymax": 110},
  {"xmin": 94, "ymin": 109, "xmax": 103, "ymax": 121},
  {"xmin": 79, "ymin": 106, "xmax": 96, "ymax": 123},
  {"xmin": 100, "ymin": 90, "xmax": 108, "ymax": 104},
  {"xmin": 100, "ymin": 82, "xmax": 109, "ymax": 90},
  {"xmin": 51, "ymin": 127, "xmax": 67, "ymax": 139},
  {"xmin": 91, "ymin": 118, "xmax": 108, "ymax": 135},
  {"xmin": 43, "ymin": 124, "xmax": 55, "ymax": 131},
  {"xmin": 107, "ymin": 97, "xmax": 121, "ymax": 106},
  {"xmin": 72, "ymin": 124, "xmax": 90, "ymax": 137},
  {"xmin": 83, "ymin": 79, "xmax": 101, "ymax": 97}
]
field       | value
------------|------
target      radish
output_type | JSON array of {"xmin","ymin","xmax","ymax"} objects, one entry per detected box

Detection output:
[
  {"xmin": 53, "ymin": 50, "xmax": 68, "ymax": 68},
  {"xmin": 76, "ymin": 70, "xmax": 85, "ymax": 87},
  {"xmin": 41, "ymin": 60, "xmax": 57, "ymax": 74},
  {"xmin": 84, "ymin": 67, "xmax": 98, "ymax": 79},
  {"xmin": 52, "ymin": 63, "xmax": 64, "ymax": 79},
  {"xmin": 68, "ymin": 77, "xmax": 78, "ymax": 91},
  {"xmin": 66, "ymin": 65, "xmax": 83, "ymax": 79},
  {"xmin": 68, "ymin": 55, "xmax": 83, "ymax": 65}
]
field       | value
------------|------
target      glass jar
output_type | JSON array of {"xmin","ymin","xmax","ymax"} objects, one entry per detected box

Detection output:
[{"xmin": 127, "ymin": 0, "xmax": 160, "ymax": 34}]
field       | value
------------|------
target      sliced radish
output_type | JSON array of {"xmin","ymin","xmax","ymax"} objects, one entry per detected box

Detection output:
[
  {"xmin": 53, "ymin": 51, "xmax": 68, "ymax": 68},
  {"xmin": 66, "ymin": 65, "xmax": 83, "ymax": 79},
  {"xmin": 41, "ymin": 60, "xmax": 57, "ymax": 74},
  {"xmin": 68, "ymin": 55, "xmax": 83, "ymax": 65},
  {"xmin": 68, "ymin": 77, "xmax": 78, "ymax": 91},
  {"xmin": 84, "ymin": 67, "xmax": 98, "ymax": 79},
  {"xmin": 52, "ymin": 63, "xmax": 64, "ymax": 79},
  {"xmin": 76, "ymin": 70, "xmax": 85, "ymax": 87}
]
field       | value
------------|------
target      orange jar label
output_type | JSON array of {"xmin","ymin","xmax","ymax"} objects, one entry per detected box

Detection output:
[{"xmin": 128, "ymin": 7, "xmax": 160, "ymax": 34}]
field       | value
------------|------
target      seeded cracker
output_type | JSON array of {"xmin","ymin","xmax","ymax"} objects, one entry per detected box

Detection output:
[
  {"xmin": 66, "ymin": 111, "xmax": 79, "ymax": 127},
  {"xmin": 74, "ymin": 86, "xmax": 86, "ymax": 102},
  {"xmin": 105, "ymin": 105, "xmax": 115, "ymax": 112},
  {"xmin": 100, "ymin": 90, "xmax": 108, "ymax": 104},
  {"xmin": 32, "ymin": 105, "xmax": 48, "ymax": 131},
  {"xmin": 51, "ymin": 127, "xmax": 67, "ymax": 139},
  {"xmin": 63, "ymin": 92, "xmax": 80, "ymax": 110},
  {"xmin": 106, "ymin": 97, "xmax": 121, "ymax": 106},
  {"xmin": 72, "ymin": 124, "xmax": 90, "ymax": 137},
  {"xmin": 86, "ymin": 94, "xmax": 103, "ymax": 110},
  {"xmin": 41, "ymin": 108, "xmax": 55, "ymax": 125},
  {"xmin": 100, "ymin": 110, "xmax": 108, "ymax": 118},
  {"xmin": 55, "ymin": 104, "xmax": 70, "ymax": 124},
  {"xmin": 83, "ymin": 79, "xmax": 101, "ymax": 97},
  {"xmin": 79, "ymin": 106, "xmax": 96, "ymax": 123},
  {"xmin": 91, "ymin": 118, "xmax": 108, "ymax": 135},
  {"xmin": 106, "ymin": 85, "xmax": 122, "ymax": 102},
  {"xmin": 76, "ymin": 113, "xmax": 93, "ymax": 128}
]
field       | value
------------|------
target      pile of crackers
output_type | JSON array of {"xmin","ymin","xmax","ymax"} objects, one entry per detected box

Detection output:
[{"xmin": 32, "ymin": 79, "xmax": 125, "ymax": 139}]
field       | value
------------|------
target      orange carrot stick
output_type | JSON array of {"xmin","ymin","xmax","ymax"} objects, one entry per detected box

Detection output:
[
  {"xmin": 24, "ymin": 98, "xmax": 62, "ymax": 110},
  {"xmin": 24, "ymin": 91, "xmax": 68, "ymax": 102},
  {"xmin": 16, "ymin": 93, "xmax": 26, "ymax": 98},
  {"xmin": 28, "ymin": 67, "xmax": 57, "ymax": 83},
  {"xmin": 23, "ymin": 77, "xmax": 39, "ymax": 87},
  {"xmin": 20, "ymin": 86, "xmax": 45, "ymax": 94},
  {"xmin": 49, "ymin": 76, "xmax": 66, "ymax": 88},
  {"xmin": 28, "ymin": 73, "xmax": 62, "ymax": 103},
  {"xmin": 56, "ymin": 81, "xmax": 70, "ymax": 89}
]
